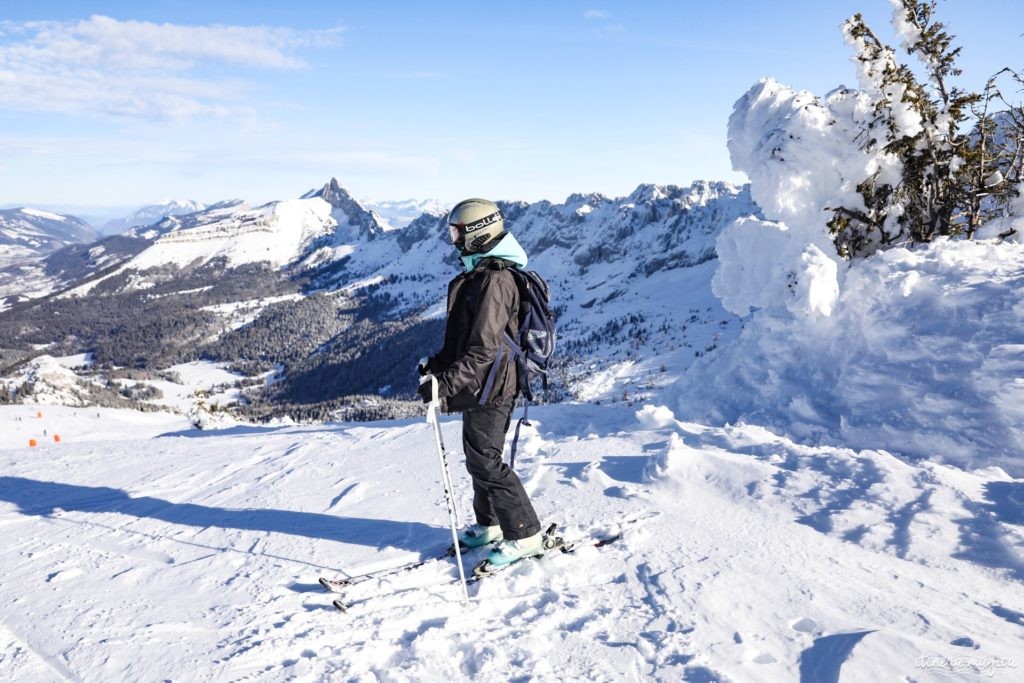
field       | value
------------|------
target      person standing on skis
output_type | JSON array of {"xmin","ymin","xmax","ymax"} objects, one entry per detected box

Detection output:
[{"xmin": 417, "ymin": 198, "xmax": 544, "ymax": 570}]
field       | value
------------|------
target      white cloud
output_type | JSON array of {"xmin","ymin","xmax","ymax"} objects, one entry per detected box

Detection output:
[
  {"xmin": 584, "ymin": 10, "xmax": 610, "ymax": 20},
  {"xmin": 0, "ymin": 15, "xmax": 342, "ymax": 120}
]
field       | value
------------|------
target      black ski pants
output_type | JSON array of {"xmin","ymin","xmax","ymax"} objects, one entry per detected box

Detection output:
[{"xmin": 462, "ymin": 402, "xmax": 541, "ymax": 540}]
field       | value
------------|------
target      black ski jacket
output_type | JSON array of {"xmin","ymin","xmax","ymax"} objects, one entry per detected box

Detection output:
[{"xmin": 427, "ymin": 257, "xmax": 520, "ymax": 412}]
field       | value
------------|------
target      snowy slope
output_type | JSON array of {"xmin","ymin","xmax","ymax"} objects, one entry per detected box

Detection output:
[
  {"xmin": 0, "ymin": 208, "xmax": 97, "ymax": 264},
  {"xmin": 0, "ymin": 208, "xmax": 102, "ymax": 307},
  {"xmin": 61, "ymin": 180, "xmax": 392, "ymax": 296},
  {"xmin": 62, "ymin": 199, "xmax": 335, "ymax": 296},
  {"xmin": 128, "ymin": 199, "xmax": 335, "ymax": 270},
  {"xmin": 0, "ymin": 402, "xmax": 1020, "ymax": 681},
  {"xmin": 674, "ymin": 238, "xmax": 1024, "ymax": 476}
]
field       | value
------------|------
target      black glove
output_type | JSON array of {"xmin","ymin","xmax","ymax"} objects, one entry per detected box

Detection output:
[
  {"xmin": 417, "ymin": 356, "xmax": 431, "ymax": 377},
  {"xmin": 417, "ymin": 377, "xmax": 435, "ymax": 403}
]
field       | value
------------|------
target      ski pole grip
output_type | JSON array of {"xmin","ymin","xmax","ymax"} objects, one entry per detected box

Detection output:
[{"xmin": 421, "ymin": 374, "xmax": 441, "ymax": 423}]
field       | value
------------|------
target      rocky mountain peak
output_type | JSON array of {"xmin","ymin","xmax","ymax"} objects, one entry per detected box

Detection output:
[
  {"xmin": 302, "ymin": 178, "xmax": 388, "ymax": 241},
  {"xmin": 301, "ymin": 177, "xmax": 354, "ymax": 208}
]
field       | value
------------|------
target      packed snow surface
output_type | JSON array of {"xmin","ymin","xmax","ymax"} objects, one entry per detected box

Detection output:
[{"xmin": 1, "ymin": 403, "xmax": 1021, "ymax": 681}]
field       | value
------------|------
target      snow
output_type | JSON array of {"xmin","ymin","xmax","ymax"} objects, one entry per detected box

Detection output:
[
  {"xmin": 130, "ymin": 198, "xmax": 334, "ymax": 270},
  {"xmin": 712, "ymin": 217, "xmax": 839, "ymax": 317},
  {"xmin": 0, "ymin": 401, "xmax": 1020, "ymax": 680},
  {"xmin": 124, "ymin": 360, "xmax": 247, "ymax": 414},
  {"xmin": 165, "ymin": 360, "xmax": 242, "ymax": 388},
  {"xmin": 0, "ymin": 355, "xmax": 96, "ymax": 406},
  {"xmin": 52, "ymin": 353, "xmax": 94, "ymax": 369},
  {"xmin": 200, "ymin": 294, "xmax": 305, "ymax": 332},
  {"xmin": 64, "ymin": 199, "xmax": 336, "ymax": 296},
  {"xmin": 362, "ymin": 198, "xmax": 448, "ymax": 229},
  {"xmin": 686, "ymin": 233, "xmax": 1024, "ymax": 477},
  {"xmin": 687, "ymin": 60, "xmax": 1024, "ymax": 477},
  {"xmin": 0, "ymin": 207, "xmax": 96, "ymax": 266},
  {"xmin": 841, "ymin": 16, "xmax": 924, "ymax": 139},
  {"xmin": 0, "ymin": 64, "xmax": 1021, "ymax": 676},
  {"xmin": 0, "ymin": 405, "xmax": 189, "ymax": 450},
  {"xmin": 19, "ymin": 208, "xmax": 67, "ymax": 222}
]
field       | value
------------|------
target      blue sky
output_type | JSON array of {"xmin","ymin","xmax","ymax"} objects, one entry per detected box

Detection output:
[{"xmin": 1, "ymin": 1, "xmax": 1022, "ymax": 216}]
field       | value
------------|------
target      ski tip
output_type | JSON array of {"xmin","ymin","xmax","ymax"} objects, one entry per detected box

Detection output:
[
  {"xmin": 332, "ymin": 599, "xmax": 348, "ymax": 613},
  {"xmin": 593, "ymin": 533, "xmax": 623, "ymax": 548},
  {"xmin": 319, "ymin": 577, "xmax": 350, "ymax": 592}
]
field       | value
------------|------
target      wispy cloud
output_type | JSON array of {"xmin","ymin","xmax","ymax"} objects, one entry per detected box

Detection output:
[
  {"xmin": 582, "ymin": 8, "xmax": 625, "ymax": 35},
  {"xmin": 0, "ymin": 132, "xmax": 440, "ymax": 179},
  {"xmin": 0, "ymin": 15, "xmax": 342, "ymax": 120}
]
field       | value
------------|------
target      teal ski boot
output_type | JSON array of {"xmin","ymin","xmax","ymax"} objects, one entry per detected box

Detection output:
[
  {"xmin": 459, "ymin": 524, "xmax": 503, "ymax": 549},
  {"xmin": 476, "ymin": 531, "xmax": 545, "ymax": 573}
]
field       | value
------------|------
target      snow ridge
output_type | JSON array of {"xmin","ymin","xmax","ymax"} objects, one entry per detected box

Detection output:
[{"xmin": 103, "ymin": 199, "xmax": 207, "ymax": 235}]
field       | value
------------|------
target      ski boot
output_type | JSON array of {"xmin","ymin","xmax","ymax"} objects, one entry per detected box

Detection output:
[
  {"xmin": 448, "ymin": 524, "xmax": 503, "ymax": 555},
  {"xmin": 473, "ymin": 529, "xmax": 551, "ymax": 576}
]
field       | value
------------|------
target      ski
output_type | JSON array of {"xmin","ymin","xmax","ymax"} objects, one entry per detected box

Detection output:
[
  {"xmin": 318, "ymin": 541, "xmax": 489, "ymax": 593},
  {"xmin": 331, "ymin": 521, "xmax": 633, "ymax": 613}
]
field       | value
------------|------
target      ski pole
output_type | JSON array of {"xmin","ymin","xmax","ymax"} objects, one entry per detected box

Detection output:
[{"xmin": 423, "ymin": 375, "xmax": 470, "ymax": 604}]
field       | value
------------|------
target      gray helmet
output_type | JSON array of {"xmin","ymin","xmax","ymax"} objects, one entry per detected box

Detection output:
[{"xmin": 447, "ymin": 198, "xmax": 505, "ymax": 253}]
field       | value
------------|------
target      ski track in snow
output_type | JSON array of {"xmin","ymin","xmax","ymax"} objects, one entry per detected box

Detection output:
[{"xmin": 0, "ymin": 404, "xmax": 1021, "ymax": 681}]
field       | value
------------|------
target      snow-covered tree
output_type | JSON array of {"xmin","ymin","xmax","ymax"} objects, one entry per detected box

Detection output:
[{"xmin": 827, "ymin": 0, "xmax": 1023, "ymax": 257}]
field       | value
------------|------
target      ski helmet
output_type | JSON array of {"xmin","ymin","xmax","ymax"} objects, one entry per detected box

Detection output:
[{"xmin": 447, "ymin": 198, "xmax": 505, "ymax": 253}]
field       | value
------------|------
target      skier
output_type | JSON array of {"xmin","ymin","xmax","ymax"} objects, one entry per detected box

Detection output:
[{"xmin": 417, "ymin": 198, "xmax": 544, "ymax": 570}]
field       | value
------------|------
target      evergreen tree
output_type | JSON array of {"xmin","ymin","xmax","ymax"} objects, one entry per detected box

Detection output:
[{"xmin": 828, "ymin": 0, "xmax": 1022, "ymax": 257}]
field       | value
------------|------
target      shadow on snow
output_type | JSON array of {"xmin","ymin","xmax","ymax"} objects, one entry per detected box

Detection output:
[
  {"xmin": 954, "ymin": 481, "xmax": 1024, "ymax": 582},
  {"xmin": 799, "ymin": 631, "xmax": 875, "ymax": 683},
  {"xmin": 0, "ymin": 476, "xmax": 435, "ymax": 554}
]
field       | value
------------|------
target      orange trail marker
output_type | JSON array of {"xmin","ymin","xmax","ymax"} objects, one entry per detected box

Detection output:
[
  {"xmin": 28, "ymin": 439, "xmax": 37, "ymax": 447},
  {"xmin": 37, "ymin": 411, "xmax": 43, "ymax": 418},
  {"xmin": 54, "ymin": 434, "xmax": 61, "ymax": 443}
]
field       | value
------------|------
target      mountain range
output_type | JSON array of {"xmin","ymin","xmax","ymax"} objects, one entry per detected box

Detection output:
[
  {"xmin": 101, "ymin": 200, "xmax": 207, "ymax": 235},
  {"xmin": 0, "ymin": 178, "xmax": 761, "ymax": 420}
]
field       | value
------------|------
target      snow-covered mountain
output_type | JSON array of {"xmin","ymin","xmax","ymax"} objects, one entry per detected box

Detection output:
[
  {"xmin": 302, "ymin": 178, "xmax": 392, "ymax": 240},
  {"xmin": 362, "ymin": 197, "xmax": 449, "ymax": 229},
  {"xmin": 233, "ymin": 178, "xmax": 757, "ymax": 411},
  {"xmin": 0, "ymin": 176, "xmax": 759, "ymax": 416},
  {"xmin": 121, "ymin": 199, "xmax": 334, "ymax": 271},
  {"xmin": 59, "ymin": 180, "xmax": 389, "ymax": 296},
  {"xmin": 101, "ymin": 199, "xmax": 206, "ymax": 235},
  {"xmin": 0, "ymin": 208, "xmax": 97, "ymax": 264}
]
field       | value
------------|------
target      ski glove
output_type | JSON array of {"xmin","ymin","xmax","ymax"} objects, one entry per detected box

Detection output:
[
  {"xmin": 417, "ymin": 356, "xmax": 430, "ymax": 377},
  {"xmin": 417, "ymin": 376, "xmax": 435, "ymax": 404}
]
